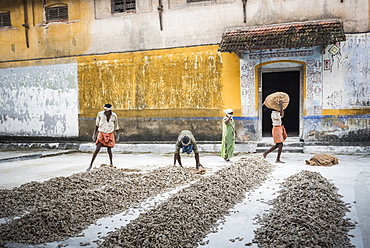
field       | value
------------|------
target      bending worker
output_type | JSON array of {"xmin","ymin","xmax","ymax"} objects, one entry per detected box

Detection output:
[{"xmin": 174, "ymin": 130, "xmax": 203, "ymax": 170}]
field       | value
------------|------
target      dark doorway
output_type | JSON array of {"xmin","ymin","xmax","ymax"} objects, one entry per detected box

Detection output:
[{"xmin": 262, "ymin": 71, "xmax": 300, "ymax": 137}]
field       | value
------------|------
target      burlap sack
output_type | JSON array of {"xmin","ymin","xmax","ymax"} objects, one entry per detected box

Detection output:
[
  {"xmin": 263, "ymin": 92, "xmax": 290, "ymax": 111},
  {"xmin": 305, "ymin": 154, "xmax": 339, "ymax": 166}
]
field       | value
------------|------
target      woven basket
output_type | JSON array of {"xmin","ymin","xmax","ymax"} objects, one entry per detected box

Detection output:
[{"xmin": 263, "ymin": 92, "xmax": 290, "ymax": 111}]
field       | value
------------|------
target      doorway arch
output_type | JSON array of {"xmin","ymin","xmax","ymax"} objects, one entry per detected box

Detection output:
[{"xmin": 255, "ymin": 60, "xmax": 306, "ymax": 140}]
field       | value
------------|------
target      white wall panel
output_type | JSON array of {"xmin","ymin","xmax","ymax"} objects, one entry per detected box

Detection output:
[
  {"xmin": 0, "ymin": 63, "xmax": 79, "ymax": 137},
  {"xmin": 323, "ymin": 33, "xmax": 370, "ymax": 109}
]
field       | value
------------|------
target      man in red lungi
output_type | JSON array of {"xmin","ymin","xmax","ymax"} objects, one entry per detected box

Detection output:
[
  {"xmin": 86, "ymin": 103, "xmax": 120, "ymax": 171},
  {"xmin": 263, "ymin": 100, "xmax": 287, "ymax": 163}
]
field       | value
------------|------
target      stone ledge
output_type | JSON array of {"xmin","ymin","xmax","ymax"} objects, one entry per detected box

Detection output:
[
  {"xmin": 78, "ymin": 143, "xmax": 257, "ymax": 154},
  {"xmin": 303, "ymin": 146, "xmax": 370, "ymax": 154}
]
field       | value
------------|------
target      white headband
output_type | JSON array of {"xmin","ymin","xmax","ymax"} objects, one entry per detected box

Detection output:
[
  {"xmin": 181, "ymin": 136, "xmax": 191, "ymax": 146},
  {"xmin": 224, "ymin": 108, "xmax": 233, "ymax": 114},
  {"xmin": 104, "ymin": 106, "xmax": 112, "ymax": 111}
]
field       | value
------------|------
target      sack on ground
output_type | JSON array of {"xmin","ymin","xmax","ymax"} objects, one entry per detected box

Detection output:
[{"xmin": 305, "ymin": 154, "xmax": 339, "ymax": 166}]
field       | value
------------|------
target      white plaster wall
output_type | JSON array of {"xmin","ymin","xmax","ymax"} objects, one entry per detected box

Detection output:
[
  {"xmin": 88, "ymin": 1, "xmax": 243, "ymax": 54},
  {"xmin": 0, "ymin": 63, "xmax": 79, "ymax": 137},
  {"xmin": 249, "ymin": 0, "xmax": 368, "ymax": 32},
  {"xmin": 239, "ymin": 59, "xmax": 256, "ymax": 117},
  {"xmin": 86, "ymin": 0, "xmax": 369, "ymax": 54},
  {"xmin": 323, "ymin": 33, "xmax": 370, "ymax": 109}
]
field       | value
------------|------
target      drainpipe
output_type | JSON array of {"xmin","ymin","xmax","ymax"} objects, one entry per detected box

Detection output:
[
  {"xmin": 31, "ymin": 0, "xmax": 36, "ymax": 26},
  {"xmin": 157, "ymin": 0, "xmax": 163, "ymax": 31},
  {"xmin": 242, "ymin": 0, "xmax": 247, "ymax": 23},
  {"xmin": 22, "ymin": 0, "xmax": 30, "ymax": 48}
]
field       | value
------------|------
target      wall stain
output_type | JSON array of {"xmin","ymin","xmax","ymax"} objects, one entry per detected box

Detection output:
[{"xmin": 78, "ymin": 47, "xmax": 224, "ymax": 117}]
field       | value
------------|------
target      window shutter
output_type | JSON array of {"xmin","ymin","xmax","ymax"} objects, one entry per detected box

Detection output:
[
  {"xmin": 0, "ymin": 11, "xmax": 11, "ymax": 27},
  {"xmin": 112, "ymin": 0, "xmax": 136, "ymax": 13},
  {"xmin": 46, "ymin": 5, "xmax": 68, "ymax": 22}
]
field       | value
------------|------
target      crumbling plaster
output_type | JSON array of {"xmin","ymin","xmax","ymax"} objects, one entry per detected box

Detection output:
[{"xmin": 0, "ymin": 63, "xmax": 78, "ymax": 137}]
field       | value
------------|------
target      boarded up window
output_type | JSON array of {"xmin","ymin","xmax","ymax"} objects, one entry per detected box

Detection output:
[
  {"xmin": 112, "ymin": 0, "xmax": 136, "ymax": 13},
  {"xmin": 46, "ymin": 4, "xmax": 68, "ymax": 22},
  {"xmin": 0, "ymin": 11, "xmax": 11, "ymax": 27}
]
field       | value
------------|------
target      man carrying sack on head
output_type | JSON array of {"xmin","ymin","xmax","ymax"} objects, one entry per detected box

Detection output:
[{"xmin": 263, "ymin": 92, "xmax": 289, "ymax": 163}]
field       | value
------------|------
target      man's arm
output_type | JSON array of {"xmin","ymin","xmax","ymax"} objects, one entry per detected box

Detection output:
[
  {"xmin": 174, "ymin": 153, "xmax": 182, "ymax": 167},
  {"xmin": 92, "ymin": 126, "xmax": 99, "ymax": 141},
  {"xmin": 195, "ymin": 152, "xmax": 202, "ymax": 169},
  {"xmin": 113, "ymin": 114, "xmax": 120, "ymax": 142},
  {"xmin": 279, "ymin": 100, "xmax": 284, "ymax": 117},
  {"xmin": 224, "ymin": 115, "xmax": 232, "ymax": 125}
]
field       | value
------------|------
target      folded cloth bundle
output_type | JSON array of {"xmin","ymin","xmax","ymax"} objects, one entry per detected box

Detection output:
[{"xmin": 305, "ymin": 154, "xmax": 339, "ymax": 166}]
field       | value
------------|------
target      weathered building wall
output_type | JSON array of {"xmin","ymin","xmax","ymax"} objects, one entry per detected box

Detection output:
[
  {"xmin": 323, "ymin": 34, "xmax": 370, "ymax": 111},
  {"xmin": 0, "ymin": 63, "xmax": 79, "ymax": 137},
  {"xmin": 239, "ymin": 47, "xmax": 322, "ymax": 141},
  {"xmin": 239, "ymin": 34, "xmax": 370, "ymax": 142},
  {"xmin": 87, "ymin": 0, "xmax": 369, "ymax": 53},
  {"xmin": 1, "ymin": 0, "xmax": 368, "ymax": 63},
  {"xmin": 247, "ymin": 0, "xmax": 368, "ymax": 32},
  {"xmin": 0, "ymin": 0, "xmax": 369, "ymax": 142},
  {"xmin": 304, "ymin": 33, "xmax": 370, "ymax": 142},
  {"xmin": 0, "ymin": 0, "xmax": 91, "ymax": 62},
  {"xmin": 78, "ymin": 45, "xmax": 241, "ymax": 141}
]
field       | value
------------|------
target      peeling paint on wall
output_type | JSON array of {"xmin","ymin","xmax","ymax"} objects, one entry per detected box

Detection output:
[
  {"xmin": 76, "ymin": 46, "xmax": 238, "ymax": 141},
  {"xmin": 0, "ymin": 64, "xmax": 78, "ymax": 137},
  {"xmin": 78, "ymin": 47, "xmax": 224, "ymax": 117},
  {"xmin": 306, "ymin": 59, "xmax": 322, "ymax": 115},
  {"xmin": 309, "ymin": 33, "xmax": 370, "ymax": 141},
  {"xmin": 303, "ymin": 115, "xmax": 370, "ymax": 142},
  {"xmin": 240, "ymin": 61, "xmax": 256, "ymax": 116},
  {"xmin": 323, "ymin": 33, "xmax": 370, "ymax": 110}
]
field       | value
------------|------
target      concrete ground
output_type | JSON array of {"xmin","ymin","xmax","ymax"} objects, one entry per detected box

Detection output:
[{"xmin": 0, "ymin": 146, "xmax": 369, "ymax": 248}]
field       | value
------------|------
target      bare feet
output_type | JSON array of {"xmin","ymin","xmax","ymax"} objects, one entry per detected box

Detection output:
[
  {"xmin": 275, "ymin": 160, "xmax": 285, "ymax": 163},
  {"xmin": 196, "ymin": 167, "xmax": 206, "ymax": 174},
  {"xmin": 196, "ymin": 164, "xmax": 204, "ymax": 170}
]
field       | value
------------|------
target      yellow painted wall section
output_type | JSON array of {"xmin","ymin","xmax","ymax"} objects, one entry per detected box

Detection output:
[
  {"xmin": 78, "ymin": 45, "xmax": 241, "ymax": 118},
  {"xmin": 0, "ymin": 0, "xmax": 91, "ymax": 62},
  {"xmin": 0, "ymin": 1, "xmax": 26, "ymax": 61},
  {"xmin": 322, "ymin": 109, "xmax": 370, "ymax": 116},
  {"xmin": 220, "ymin": 52, "xmax": 241, "ymax": 116}
]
